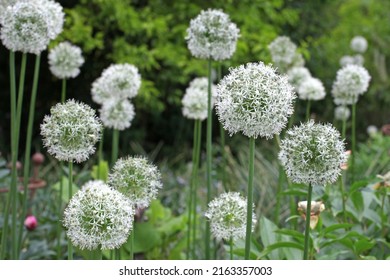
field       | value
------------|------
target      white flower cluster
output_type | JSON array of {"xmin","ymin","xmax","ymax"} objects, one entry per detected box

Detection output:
[
  {"xmin": 350, "ymin": 36, "xmax": 368, "ymax": 53},
  {"xmin": 279, "ymin": 120, "xmax": 347, "ymax": 186},
  {"xmin": 186, "ymin": 9, "xmax": 239, "ymax": 61},
  {"xmin": 205, "ymin": 192, "xmax": 256, "ymax": 241},
  {"xmin": 99, "ymin": 99, "xmax": 135, "ymax": 131},
  {"xmin": 334, "ymin": 106, "xmax": 350, "ymax": 121},
  {"xmin": 215, "ymin": 62, "xmax": 296, "ymax": 139},
  {"xmin": 331, "ymin": 65, "xmax": 371, "ymax": 105},
  {"xmin": 297, "ymin": 77, "xmax": 326, "ymax": 101},
  {"xmin": 92, "ymin": 63, "xmax": 141, "ymax": 130},
  {"xmin": 181, "ymin": 77, "xmax": 216, "ymax": 120},
  {"xmin": 109, "ymin": 156, "xmax": 162, "ymax": 208},
  {"xmin": 48, "ymin": 41, "xmax": 84, "ymax": 79},
  {"xmin": 0, "ymin": 0, "xmax": 16, "ymax": 17},
  {"xmin": 40, "ymin": 99, "xmax": 102, "ymax": 163},
  {"xmin": 339, "ymin": 55, "xmax": 364, "ymax": 67},
  {"xmin": 287, "ymin": 67, "xmax": 311, "ymax": 91},
  {"xmin": 268, "ymin": 36, "xmax": 303, "ymax": 72},
  {"xmin": 63, "ymin": 180, "xmax": 134, "ymax": 250},
  {"xmin": 0, "ymin": 0, "xmax": 63, "ymax": 54}
]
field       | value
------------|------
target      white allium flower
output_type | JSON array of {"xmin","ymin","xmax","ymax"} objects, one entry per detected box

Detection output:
[
  {"xmin": 186, "ymin": 9, "xmax": 239, "ymax": 61},
  {"xmin": 109, "ymin": 156, "xmax": 162, "ymax": 208},
  {"xmin": 48, "ymin": 41, "xmax": 84, "ymax": 79},
  {"xmin": 287, "ymin": 67, "xmax": 311, "ymax": 90},
  {"xmin": 63, "ymin": 180, "xmax": 134, "ymax": 250},
  {"xmin": 279, "ymin": 120, "xmax": 347, "ymax": 186},
  {"xmin": 91, "ymin": 64, "xmax": 141, "ymax": 105},
  {"xmin": 339, "ymin": 55, "xmax": 355, "ymax": 67},
  {"xmin": 100, "ymin": 99, "xmax": 135, "ymax": 131},
  {"xmin": 331, "ymin": 65, "xmax": 371, "ymax": 105},
  {"xmin": 0, "ymin": 0, "xmax": 16, "ymax": 17},
  {"xmin": 297, "ymin": 77, "xmax": 326, "ymax": 101},
  {"xmin": 291, "ymin": 52, "xmax": 305, "ymax": 68},
  {"xmin": 0, "ymin": 1, "xmax": 50, "ymax": 54},
  {"xmin": 215, "ymin": 62, "xmax": 296, "ymax": 139},
  {"xmin": 205, "ymin": 192, "xmax": 256, "ymax": 241},
  {"xmin": 334, "ymin": 106, "xmax": 350, "ymax": 121},
  {"xmin": 40, "ymin": 99, "xmax": 102, "ymax": 163},
  {"xmin": 268, "ymin": 36, "xmax": 297, "ymax": 70},
  {"xmin": 181, "ymin": 77, "xmax": 217, "ymax": 120},
  {"xmin": 367, "ymin": 125, "xmax": 378, "ymax": 137},
  {"xmin": 350, "ymin": 36, "xmax": 368, "ymax": 53},
  {"xmin": 34, "ymin": 0, "xmax": 64, "ymax": 40}
]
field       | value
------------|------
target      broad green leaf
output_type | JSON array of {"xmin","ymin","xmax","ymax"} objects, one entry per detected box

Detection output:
[
  {"xmin": 132, "ymin": 222, "xmax": 162, "ymax": 253},
  {"xmin": 52, "ymin": 176, "xmax": 79, "ymax": 202},
  {"xmin": 91, "ymin": 160, "xmax": 109, "ymax": 182},
  {"xmin": 354, "ymin": 239, "xmax": 374, "ymax": 255},
  {"xmin": 259, "ymin": 216, "xmax": 280, "ymax": 259},
  {"xmin": 0, "ymin": 169, "xmax": 10, "ymax": 179},
  {"xmin": 257, "ymin": 242, "xmax": 303, "ymax": 260},
  {"xmin": 275, "ymin": 229, "xmax": 305, "ymax": 242},
  {"xmin": 323, "ymin": 223, "xmax": 353, "ymax": 235}
]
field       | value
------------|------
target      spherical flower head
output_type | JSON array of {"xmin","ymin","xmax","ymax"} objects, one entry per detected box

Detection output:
[
  {"xmin": 100, "ymin": 99, "xmax": 135, "ymax": 130},
  {"xmin": 0, "ymin": 1, "xmax": 50, "ymax": 54},
  {"xmin": 48, "ymin": 41, "xmax": 84, "ymax": 79},
  {"xmin": 186, "ymin": 9, "xmax": 240, "ymax": 61},
  {"xmin": 334, "ymin": 106, "xmax": 350, "ymax": 121},
  {"xmin": 63, "ymin": 180, "xmax": 134, "ymax": 250},
  {"xmin": 215, "ymin": 62, "xmax": 296, "ymax": 139},
  {"xmin": 339, "ymin": 55, "xmax": 355, "ymax": 67},
  {"xmin": 287, "ymin": 67, "xmax": 311, "ymax": 90},
  {"xmin": 34, "ymin": 0, "xmax": 64, "ymax": 40},
  {"xmin": 205, "ymin": 192, "xmax": 256, "ymax": 241},
  {"xmin": 182, "ymin": 77, "xmax": 217, "ymax": 120},
  {"xmin": 350, "ymin": 36, "xmax": 368, "ymax": 53},
  {"xmin": 268, "ymin": 36, "xmax": 297, "ymax": 71},
  {"xmin": 331, "ymin": 65, "xmax": 371, "ymax": 105},
  {"xmin": 108, "ymin": 156, "xmax": 162, "ymax": 208},
  {"xmin": 40, "ymin": 99, "xmax": 102, "ymax": 163},
  {"xmin": 91, "ymin": 63, "xmax": 141, "ymax": 105},
  {"xmin": 279, "ymin": 120, "xmax": 347, "ymax": 186},
  {"xmin": 0, "ymin": 0, "xmax": 17, "ymax": 17},
  {"xmin": 297, "ymin": 77, "xmax": 326, "ymax": 101}
]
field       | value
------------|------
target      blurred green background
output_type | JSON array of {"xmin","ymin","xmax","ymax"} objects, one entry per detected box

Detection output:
[{"xmin": 1, "ymin": 0, "xmax": 389, "ymax": 159}]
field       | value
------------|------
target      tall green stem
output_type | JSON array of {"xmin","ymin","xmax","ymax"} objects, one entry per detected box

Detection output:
[
  {"xmin": 129, "ymin": 220, "xmax": 134, "ymax": 260},
  {"xmin": 245, "ymin": 137, "xmax": 255, "ymax": 260},
  {"xmin": 97, "ymin": 128, "xmax": 104, "ymax": 180},
  {"xmin": 305, "ymin": 100, "xmax": 311, "ymax": 121},
  {"xmin": 274, "ymin": 135, "xmax": 283, "ymax": 225},
  {"xmin": 303, "ymin": 184, "xmax": 313, "ymax": 260},
  {"xmin": 17, "ymin": 55, "xmax": 41, "ymax": 257},
  {"xmin": 112, "ymin": 129, "xmax": 119, "ymax": 166},
  {"xmin": 351, "ymin": 104, "xmax": 356, "ymax": 182},
  {"xmin": 205, "ymin": 58, "xmax": 212, "ymax": 259},
  {"xmin": 61, "ymin": 79, "xmax": 66, "ymax": 103},
  {"xmin": 68, "ymin": 161, "xmax": 73, "ymax": 260},
  {"xmin": 0, "ymin": 51, "xmax": 17, "ymax": 259},
  {"xmin": 229, "ymin": 237, "xmax": 233, "ymax": 260}
]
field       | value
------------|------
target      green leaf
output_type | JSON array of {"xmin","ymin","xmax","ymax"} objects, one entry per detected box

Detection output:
[
  {"xmin": 0, "ymin": 158, "xmax": 6, "ymax": 167},
  {"xmin": 0, "ymin": 169, "xmax": 10, "ymax": 179},
  {"xmin": 257, "ymin": 242, "xmax": 303, "ymax": 260},
  {"xmin": 91, "ymin": 160, "xmax": 109, "ymax": 182},
  {"xmin": 52, "ymin": 176, "xmax": 79, "ymax": 202},
  {"xmin": 275, "ymin": 229, "xmax": 305, "ymax": 242},
  {"xmin": 323, "ymin": 223, "xmax": 353, "ymax": 235},
  {"xmin": 354, "ymin": 239, "xmax": 374, "ymax": 255},
  {"xmin": 132, "ymin": 222, "xmax": 162, "ymax": 253},
  {"xmin": 259, "ymin": 216, "xmax": 283, "ymax": 259}
]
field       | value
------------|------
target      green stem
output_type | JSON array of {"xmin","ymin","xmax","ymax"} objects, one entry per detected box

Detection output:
[
  {"xmin": 192, "ymin": 120, "xmax": 202, "ymax": 258},
  {"xmin": 341, "ymin": 116, "xmax": 347, "ymax": 140},
  {"xmin": 17, "ymin": 54, "xmax": 41, "ymax": 258},
  {"xmin": 305, "ymin": 99, "xmax": 311, "ymax": 121},
  {"xmin": 61, "ymin": 79, "xmax": 66, "ymax": 103},
  {"xmin": 129, "ymin": 220, "xmax": 134, "ymax": 260},
  {"xmin": 229, "ymin": 237, "xmax": 233, "ymax": 260},
  {"xmin": 1, "ymin": 51, "xmax": 17, "ymax": 259},
  {"xmin": 351, "ymin": 104, "xmax": 356, "ymax": 182},
  {"xmin": 97, "ymin": 128, "xmax": 104, "ymax": 180},
  {"xmin": 381, "ymin": 189, "xmax": 386, "ymax": 238},
  {"xmin": 111, "ymin": 129, "xmax": 119, "ymax": 166},
  {"xmin": 274, "ymin": 135, "xmax": 283, "ymax": 225},
  {"xmin": 205, "ymin": 58, "xmax": 212, "ymax": 260},
  {"xmin": 303, "ymin": 184, "xmax": 313, "ymax": 260},
  {"xmin": 68, "ymin": 161, "xmax": 73, "ymax": 260},
  {"xmin": 245, "ymin": 137, "xmax": 255, "ymax": 260}
]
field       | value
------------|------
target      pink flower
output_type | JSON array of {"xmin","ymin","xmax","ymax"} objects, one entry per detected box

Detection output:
[{"xmin": 24, "ymin": 215, "xmax": 38, "ymax": 231}]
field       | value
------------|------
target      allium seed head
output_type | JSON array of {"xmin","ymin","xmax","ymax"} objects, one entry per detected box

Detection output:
[
  {"xmin": 205, "ymin": 192, "xmax": 256, "ymax": 241},
  {"xmin": 334, "ymin": 106, "xmax": 350, "ymax": 121},
  {"xmin": 48, "ymin": 41, "xmax": 84, "ymax": 79},
  {"xmin": 331, "ymin": 65, "xmax": 371, "ymax": 105},
  {"xmin": 100, "ymin": 99, "xmax": 135, "ymax": 131},
  {"xmin": 186, "ymin": 9, "xmax": 239, "ymax": 61},
  {"xmin": 91, "ymin": 64, "xmax": 141, "ymax": 105},
  {"xmin": 297, "ymin": 77, "xmax": 326, "ymax": 101},
  {"xmin": 109, "ymin": 157, "xmax": 162, "ymax": 208},
  {"xmin": 350, "ymin": 36, "xmax": 368, "ymax": 53},
  {"xmin": 279, "ymin": 120, "xmax": 347, "ymax": 186},
  {"xmin": 287, "ymin": 67, "xmax": 311, "ymax": 91},
  {"xmin": 268, "ymin": 36, "xmax": 297, "ymax": 71},
  {"xmin": 215, "ymin": 62, "xmax": 296, "ymax": 139},
  {"xmin": 40, "ymin": 99, "xmax": 102, "ymax": 163},
  {"xmin": 0, "ymin": 1, "xmax": 50, "ymax": 54},
  {"xmin": 63, "ymin": 180, "xmax": 134, "ymax": 250},
  {"xmin": 182, "ymin": 77, "xmax": 217, "ymax": 120}
]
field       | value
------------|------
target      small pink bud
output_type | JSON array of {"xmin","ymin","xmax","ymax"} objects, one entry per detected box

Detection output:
[{"xmin": 24, "ymin": 215, "xmax": 38, "ymax": 231}]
